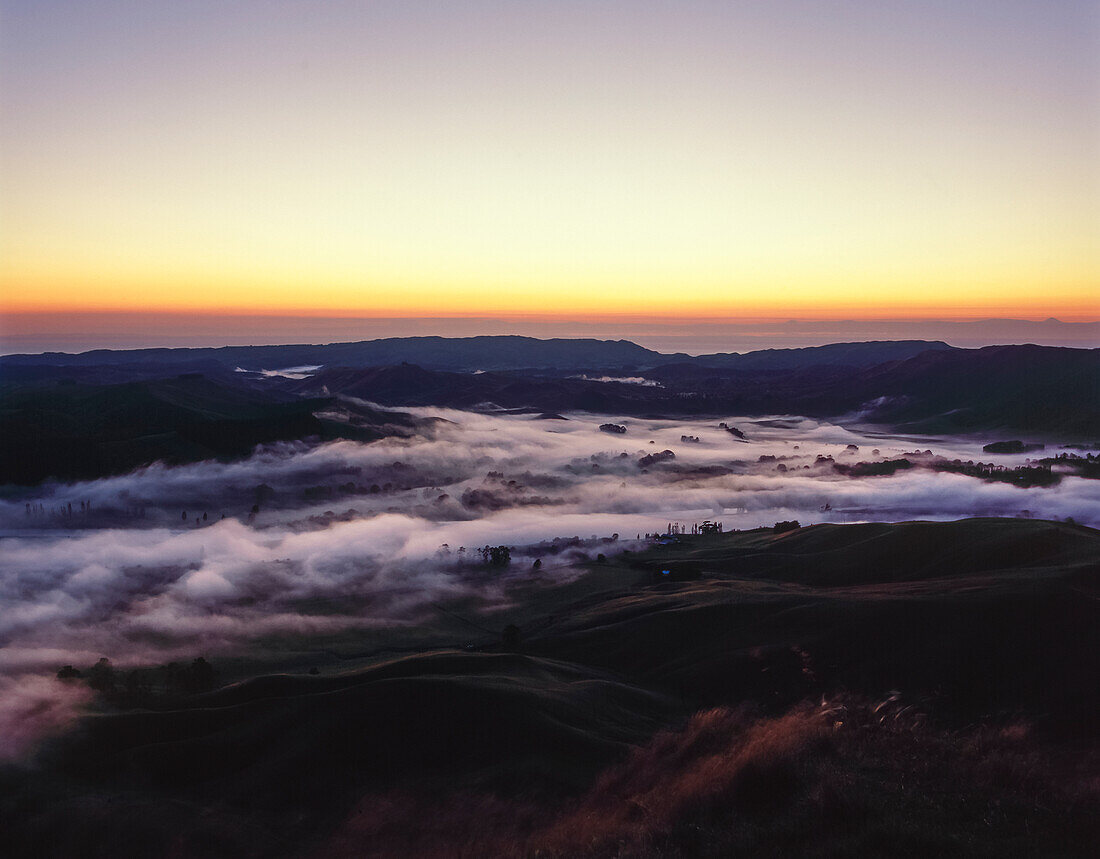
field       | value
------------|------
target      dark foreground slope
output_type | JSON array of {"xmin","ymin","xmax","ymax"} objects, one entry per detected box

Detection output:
[
  {"xmin": 2, "ymin": 518, "xmax": 1097, "ymax": 857},
  {"xmin": 530, "ymin": 519, "xmax": 1100, "ymax": 721}
]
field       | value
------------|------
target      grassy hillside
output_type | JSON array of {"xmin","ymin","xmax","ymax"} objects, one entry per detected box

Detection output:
[
  {"xmin": 2, "ymin": 518, "xmax": 1097, "ymax": 856},
  {"xmin": 530, "ymin": 519, "xmax": 1100, "ymax": 723}
]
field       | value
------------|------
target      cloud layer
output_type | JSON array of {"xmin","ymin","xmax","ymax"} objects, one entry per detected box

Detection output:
[{"xmin": 2, "ymin": 409, "xmax": 1097, "ymax": 692}]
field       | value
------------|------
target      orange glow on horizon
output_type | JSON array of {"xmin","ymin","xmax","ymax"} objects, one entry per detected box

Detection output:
[{"xmin": 3, "ymin": 275, "xmax": 1097, "ymax": 322}]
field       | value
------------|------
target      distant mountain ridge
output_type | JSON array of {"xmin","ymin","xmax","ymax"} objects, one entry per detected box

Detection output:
[
  {"xmin": 0, "ymin": 335, "xmax": 669, "ymax": 372},
  {"xmin": 0, "ymin": 336, "xmax": 953, "ymax": 373},
  {"xmin": 293, "ymin": 344, "xmax": 1100, "ymax": 436},
  {"xmin": 3, "ymin": 339, "xmax": 1096, "ymax": 484},
  {"xmin": 690, "ymin": 339, "xmax": 954, "ymax": 369}
]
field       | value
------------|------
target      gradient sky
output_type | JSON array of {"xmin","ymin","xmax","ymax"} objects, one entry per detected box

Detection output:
[{"xmin": 1, "ymin": 0, "xmax": 1097, "ymax": 321}]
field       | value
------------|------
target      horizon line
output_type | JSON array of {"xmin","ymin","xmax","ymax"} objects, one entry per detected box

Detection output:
[{"xmin": 5, "ymin": 310, "xmax": 1100, "ymax": 324}]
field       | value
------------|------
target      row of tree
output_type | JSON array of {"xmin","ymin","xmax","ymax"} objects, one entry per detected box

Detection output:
[{"xmin": 58, "ymin": 656, "xmax": 218, "ymax": 702}]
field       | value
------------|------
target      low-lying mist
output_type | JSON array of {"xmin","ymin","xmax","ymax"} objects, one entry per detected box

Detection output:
[{"xmin": 2, "ymin": 407, "xmax": 1097, "ymax": 757}]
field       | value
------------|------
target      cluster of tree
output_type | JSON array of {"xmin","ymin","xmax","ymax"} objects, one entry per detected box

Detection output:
[
  {"xmin": 982, "ymin": 440, "xmax": 1045, "ymax": 454},
  {"xmin": 57, "ymin": 656, "xmax": 218, "ymax": 704},
  {"xmin": 479, "ymin": 545, "xmax": 512, "ymax": 566},
  {"xmin": 500, "ymin": 624, "xmax": 522, "ymax": 649},
  {"xmin": 1036, "ymin": 452, "xmax": 1100, "ymax": 480},
  {"xmin": 301, "ymin": 479, "xmax": 420, "ymax": 501},
  {"xmin": 638, "ymin": 449, "xmax": 676, "ymax": 468},
  {"xmin": 718, "ymin": 423, "xmax": 747, "ymax": 439},
  {"xmin": 459, "ymin": 486, "xmax": 552, "ymax": 512},
  {"xmin": 931, "ymin": 459, "xmax": 1059, "ymax": 488},
  {"xmin": 24, "ymin": 499, "xmax": 93, "ymax": 519},
  {"xmin": 773, "ymin": 520, "xmax": 801, "ymax": 533},
  {"xmin": 832, "ymin": 458, "xmax": 914, "ymax": 477}
]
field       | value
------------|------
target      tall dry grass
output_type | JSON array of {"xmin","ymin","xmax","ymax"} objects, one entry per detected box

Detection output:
[{"xmin": 319, "ymin": 696, "xmax": 1099, "ymax": 858}]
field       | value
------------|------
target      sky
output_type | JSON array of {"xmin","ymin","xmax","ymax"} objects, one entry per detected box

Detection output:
[{"xmin": 1, "ymin": 0, "xmax": 1098, "ymax": 331}]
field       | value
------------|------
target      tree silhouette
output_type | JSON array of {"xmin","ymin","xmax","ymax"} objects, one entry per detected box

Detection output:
[
  {"xmin": 485, "ymin": 546, "xmax": 511, "ymax": 566},
  {"xmin": 186, "ymin": 657, "xmax": 216, "ymax": 693},
  {"xmin": 87, "ymin": 657, "xmax": 116, "ymax": 693},
  {"xmin": 160, "ymin": 657, "xmax": 218, "ymax": 695},
  {"xmin": 124, "ymin": 669, "xmax": 153, "ymax": 704}
]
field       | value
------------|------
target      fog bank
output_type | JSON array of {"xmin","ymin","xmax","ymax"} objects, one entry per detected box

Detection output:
[{"xmin": 2, "ymin": 408, "xmax": 1096, "ymax": 751}]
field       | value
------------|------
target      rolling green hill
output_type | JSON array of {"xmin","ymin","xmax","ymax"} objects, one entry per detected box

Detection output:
[{"xmin": 3, "ymin": 518, "xmax": 1096, "ymax": 856}]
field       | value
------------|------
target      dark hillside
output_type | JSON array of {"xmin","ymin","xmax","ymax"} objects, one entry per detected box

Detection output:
[
  {"xmin": 0, "ymin": 375, "xmax": 420, "ymax": 484},
  {"xmin": 8, "ymin": 340, "xmax": 1096, "ymax": 437},
  {"xmin": 529, "ymin": 519, "xmax": 1100, "ymax": 721},
  {"xmin": 0, "ymin": 359, "xmax": 236, "ymax": 389},
  {"xmin": 286, "ymin": 364, "xmax": 665, "ymax": 414},
  {"xmin": 840, "ymin": 344, "xmax": 1100, "ymax": 434},
  {"xmin": 289, "ymin": 345, "xmax": 1100, "ymax": 436}
]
